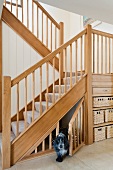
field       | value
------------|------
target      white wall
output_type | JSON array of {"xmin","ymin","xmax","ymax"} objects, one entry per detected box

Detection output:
[
  {"xmin": 41, "ymin": 3, "xmax": 82, "ymax": 42},
  {"xmin": 0, "ymin": 0, "xmax": 4, "ymax": 19}
]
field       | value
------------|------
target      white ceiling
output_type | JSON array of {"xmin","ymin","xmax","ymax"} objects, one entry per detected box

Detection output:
[{"xmin": 38, "ymin": 0, "xmax": 113, "ymax": 25}]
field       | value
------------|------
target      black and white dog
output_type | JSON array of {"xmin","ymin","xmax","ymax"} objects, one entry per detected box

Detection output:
[{"xmin": 53, "ymin": 132, "xmax": 69, "ymax": 162}]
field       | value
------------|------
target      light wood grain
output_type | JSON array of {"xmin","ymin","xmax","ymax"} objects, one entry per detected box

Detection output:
[
  {"xmin": 33, "ymin": 1, "xmax": 60, "ymax": 29},
  {"xmin": 11, "ymin": 76, "xmax": 87, "ymax": 164},
  {"xmin": 0, "ymin": 20, "xmax": 2, "ymax": 131},
  {"xmin": 2, "ymin": 6, "xmax": 59, "ymax": 72},
  {"xmin": 2, "ymin": 76, "xmax": 11, "ymax": 169},
  {"xmin": 85, "ymin": 25, "xmax": 93, "ymax": 144},
  {"xmin": 92, "ymin": 29, "xmax": 113, "ymax": 38}
]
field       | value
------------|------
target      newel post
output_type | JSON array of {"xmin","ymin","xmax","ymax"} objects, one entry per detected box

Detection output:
[
  {"xmin": 2, "ymin": 76, "xmax": 11, "ymax": 169},
  {"xmin": 0, "ymin": 20, "xmax": 2, "ymax": 132},
  {"xmin": 59, "ymin": 22, "xmax": 64, "ymax": 78},
  {"xmin": 85, "ymin": 25, "xmax": 93, "ymax": 145}
]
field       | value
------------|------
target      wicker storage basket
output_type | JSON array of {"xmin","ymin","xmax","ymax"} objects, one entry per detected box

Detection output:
[
  {"xmin": 93, "ymin": 110, "xmax": 104, "ymax": 124},
  {"xmin": 105, "ymin": 109, "xmax": 113, "ymax": 122},
  {"xmin": 106, "ymin": 125, "xmax": 113, "ymax": 138},
  {"xmin": 94, "ymin": 127, "xmax": 106, "ymax": 142},
  {"xmin": 93, "ymin": 97, "xmax": 113, "ymax": 107}
]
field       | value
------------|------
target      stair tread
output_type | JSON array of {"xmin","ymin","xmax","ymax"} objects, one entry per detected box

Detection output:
[
  {"xmin": 11, "ymin": 120, "xmax": 29, "ymax": 136},
  {"xmin": 35, "ymin": 101, "xmax": 52, "ymax": 106},
  {"xmin": 0, "ymin": 131, "xmax": 15, "ymax": 153},
  {"xmin": 23, "ymin": 110, "xmax": 40, "ymax": 124}
]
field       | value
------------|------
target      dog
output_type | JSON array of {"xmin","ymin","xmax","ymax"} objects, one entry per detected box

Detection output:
[{"xmin": 53, "ymin": 132, "xmax": 69, "ymax": 162}]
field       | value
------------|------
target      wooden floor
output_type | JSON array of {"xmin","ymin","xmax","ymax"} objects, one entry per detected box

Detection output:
[{"xmin": 2, "ymin": 138, "xmax": 113, "ymax": 170}]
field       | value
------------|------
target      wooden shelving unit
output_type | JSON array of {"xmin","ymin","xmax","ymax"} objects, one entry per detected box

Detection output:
[{"xmin": 92, "ymin": 74, "xmax": 113, "ymax": 142}]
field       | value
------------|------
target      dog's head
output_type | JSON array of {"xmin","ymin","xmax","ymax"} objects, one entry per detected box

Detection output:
[{"xmin": 53, "ymin": 132, "xmax": 69, "ymax": 150}]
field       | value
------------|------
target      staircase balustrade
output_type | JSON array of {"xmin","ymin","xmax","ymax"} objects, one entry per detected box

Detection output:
[{"xmin": 4, "ymin": 0, "xmax": 62, "ymax": 51}]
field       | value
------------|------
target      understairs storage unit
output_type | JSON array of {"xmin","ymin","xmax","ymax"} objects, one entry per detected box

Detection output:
[{"xmin": 92, "ymin": 74, "xmax": 113, "ymax": 142}]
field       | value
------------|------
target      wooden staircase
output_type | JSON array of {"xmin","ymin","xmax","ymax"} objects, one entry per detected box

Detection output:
[{"xmin": 1, "ymin": 1, "xmax": 92, "ymax": 170}]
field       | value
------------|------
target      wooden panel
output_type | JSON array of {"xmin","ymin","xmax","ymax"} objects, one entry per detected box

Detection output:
[
  {"xmin": 2, "ymin": 76, "xmax": 11, "ymax": 169},
  {"xmin": 92, "ymin": 82, "xmax": 113, "ymax": 87},
  {"xmin": 11, "ymin": 76, "xmax": 87, "ymax": 165},
  {"xmin": 2, "ymin": 6, "xmax": 59, "ymax": 71},
  {"xmin": 85, "ymin": 25, "xmax": 93, "ymax": 144},
  {"xmin": 0, "ymin": 20, "xmax": 2, "ymax": 131},
  {"xmin": 93, "ymin": 87, "xmax": 113, "ymax": 95},
  {"xmin": 92, "ymin": 74, "xmax": 113, "ymax": 82}
]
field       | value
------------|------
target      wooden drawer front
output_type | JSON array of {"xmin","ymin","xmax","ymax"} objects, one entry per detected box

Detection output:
[{"xmin": 93, "ymin": 88, "xmax": 113, "ymax": 95}]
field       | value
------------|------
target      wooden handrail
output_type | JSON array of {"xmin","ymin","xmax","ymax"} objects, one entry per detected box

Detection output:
[
  {"xmin": 92, "ymin": 29, "xmax": 113, "ymax": 38},
  {"xmin": 11, "ymin": 29, "xmax": 87, "ymax": 87},
  {"xmin": 33, "ymin": 0, "xmax": 60, "ymax": 29}
]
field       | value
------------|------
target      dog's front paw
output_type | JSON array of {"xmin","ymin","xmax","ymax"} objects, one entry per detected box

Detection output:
[{"xmin": 56, "ymin": 156, "xmax": 63, "ymax": 162}]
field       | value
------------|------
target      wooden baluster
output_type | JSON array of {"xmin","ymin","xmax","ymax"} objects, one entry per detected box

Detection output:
[
  {"xmin": 35, "ymin": 148, "xmax": 38, "ymax": 153},
  {"xmin": 70, "ymin": 44, "xmax": 72, "ymax": 88},
  {"xmin": 55, "ymin": 26, "xmax": 57, "ymax": 49},
  {"xmin": 16, "ymin": 0, "xmax": 18, "ymax": 18},
  {"xmin": 4, "ymin": 0, "xmax": 6, "ymax": 6},
  {"xmin": 2, "ymin": 76, "xmax": 11, "ymax": 169},
  {"xmin": 84, "ymin": 34, "xmax": 86, "ymax": 73},
  {"xmin": 56, "ymin": 122, "xmax": 59, "ymax": 136},
  {"xmin": 49, "ymin": 133, "xmax": 52, "ymax": 149},
  {"xmin": 93, "ymin": 34, "xmax": 95, "ymax": 73},
  {"xmin": 101, "ymin": 36, "xmax": 103, "ymax": 74},
  {"xmin": 59, "ymin": 52, "xmax": 61, "ymax": 99},
  {"xmin": 76, "ymin": 114, "xmax": 79, "ymax": 147},
  {"xmin": 22, "ymin": 0, "xmax": 24, "ymax": 23},
  {"xmin": 52, "ymin": 57, "xmax": 55, "ymax": 103},
  {"xmin": 27, "ymin": 0, "xmax": 29, "ymax": 29},
  {"xmin": 46, "ymin": 16, "xmax": 48, "ymax": 47},
  {"xmin": 11, "ymin": 0, "xmax": 12, "ymax": 12},
  {"xmin": 64, "ymin": 48, "xmax": 67, "ymax": 93},
  {"xmin": 105, "ymin": 37, "xmax": 107, "ymax": 73},
  {"xmin": 24, "ymin": 77, "xmax": 27, "ymax": 129},
  {"xmin": 112, "ymin": 38, "xmax": 113, "ymax": 73},
  {"xmin": 42, "ymin": 140, "xmax": 45, "ymax": 151},
  {"xmin": 108, "ymin": 38, "xmax": 110, "ymax": 73},
  {"xmin": 73, "ymin": 121, "xmax": 76, "ymax": 150},
  {"xmin": 75, "ymin": 40, "xmax": 78, "ymax": 83},
  {"xmin": 81, "ymin": 36, "xmax": 83, "ymax": 77},
  {"xmin": 32, "ymin": 71, "xmax": 35, "ymax": 122},
  {"xmin": 40, "ymin": 66, "xmax": 42, "ymax": 115},
  {"xmin": 37, "ymin": 6, "xmax": 39, "ymax": 38},
  {"xmin": 51, "ymin": 21, "xmax": 52, "ymax": 51},
  {"xmin": 82, "ymin": 100, "xmax": 85, "ymax": 142},
  {"xmin": 59, "ymin": 22, "xmax": 64, "ymax": 78},
  {"xmin": 42, "ymin": 11, "xmax": 44, "ymax": 43},
  {"xmin": 69, "ymin": 124, "xmax": 73, "ymax": 156},
  {"xmin": 46, "ymin": 62, "xmax": 49, "ymax": 110},
  {"xmin": 97, "ymin": 34, "xmax": 99, "ymax": 73},
  {"xmin": 32, "ymin": 0, "xmax": 34, "ymax": 34},
  {"xmin": 16, "ymin": 83, "xmax": 19, "ymax": 136},
  {"xmin": 80, "ymin": 107, "xmax": 82, "ymax": 144}
]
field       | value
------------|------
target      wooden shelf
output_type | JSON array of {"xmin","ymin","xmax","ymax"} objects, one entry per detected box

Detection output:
[
  {"xmin": 93, "ymin": 122, "xmax": 113, "ymax": 128},
  {"xmin": 92, "ymin": 105, "xmax": 113, "ymax": 110}
]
